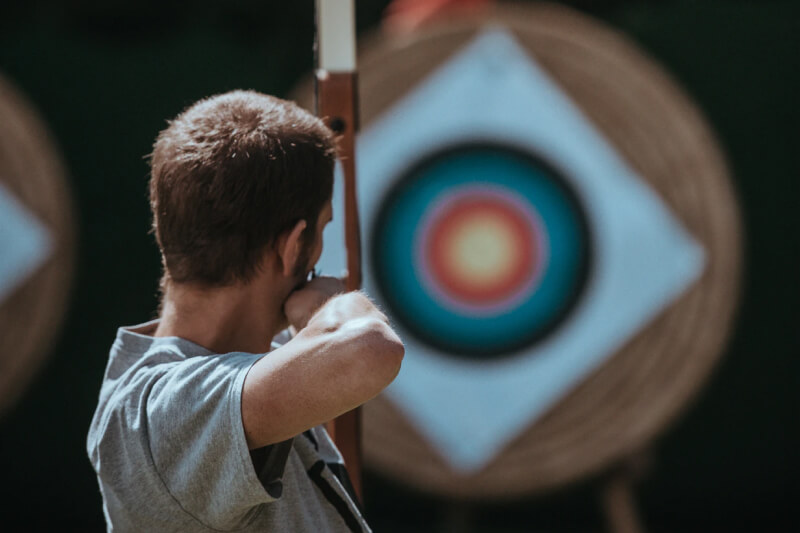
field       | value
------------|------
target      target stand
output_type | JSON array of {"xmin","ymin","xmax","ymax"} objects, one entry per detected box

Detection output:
[{"xmin": 295, "ymin": 3, "xmax": 741, "ymax": 531}]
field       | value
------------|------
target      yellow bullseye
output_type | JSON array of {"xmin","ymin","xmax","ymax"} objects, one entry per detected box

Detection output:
[
  {"xmin": 426, "ymin": 193, "xmax": 538, "ymax": 306},
  {"xmin": 443, "ymin": 213, "xmax": 520, "ymax": 288}
]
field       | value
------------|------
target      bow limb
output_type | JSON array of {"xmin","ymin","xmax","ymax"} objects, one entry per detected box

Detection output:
[{"xmin": 314, "ymin": 0, "xmax": 363, "ymax": 502}]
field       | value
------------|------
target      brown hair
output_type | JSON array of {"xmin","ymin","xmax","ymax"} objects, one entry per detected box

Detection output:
[{"xmin": 149, "ymin": 90, "xmax": 336, "ymax": 286}]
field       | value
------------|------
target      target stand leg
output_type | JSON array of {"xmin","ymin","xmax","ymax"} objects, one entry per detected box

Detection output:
[{"xmin": 600, "ymin": 450, "xmax": 652, "ymax": 533}]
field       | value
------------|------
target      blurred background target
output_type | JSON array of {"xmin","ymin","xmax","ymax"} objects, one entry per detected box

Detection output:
[
  {"xmin": 0, "ymin": 74, "xmax": 74, "ymax": 416},
  {"xmin": 372, "ymin": 143, "xmax": 591, "ymax": 358}
]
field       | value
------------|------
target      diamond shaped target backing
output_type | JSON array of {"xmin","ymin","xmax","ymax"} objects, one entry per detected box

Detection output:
[{"xmin": 319, "ymin": 29, "xmax": 705, "ymax": 472}]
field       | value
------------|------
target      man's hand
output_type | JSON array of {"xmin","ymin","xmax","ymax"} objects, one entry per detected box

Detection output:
[
  {"xmin": 284, "ymin": 276, "xmax": 345, "ymax": 331},
  {"xmin": 245, "ymin": 287, "xmax": 404, "ymax": 449}
]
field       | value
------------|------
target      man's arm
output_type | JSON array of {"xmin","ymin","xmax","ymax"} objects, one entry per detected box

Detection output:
[{"xmin": 241, "ymin": 284, "xmax": 404, "ymax": 449}]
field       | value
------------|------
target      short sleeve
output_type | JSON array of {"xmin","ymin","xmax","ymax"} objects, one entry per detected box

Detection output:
[{"xmin": 146, "ymin": 352, "xmax": 281, "ymax": 530}]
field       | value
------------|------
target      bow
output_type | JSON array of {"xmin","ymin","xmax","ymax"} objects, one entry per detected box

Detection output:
[{"xmin": 314, "ymin": 0, "xmax": 363, "ymax": 501}]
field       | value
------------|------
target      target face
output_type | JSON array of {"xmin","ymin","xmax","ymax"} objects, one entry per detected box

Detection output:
[{"xmin": 372, "ymin": 144, "xmax": 590, "ymax": 357}]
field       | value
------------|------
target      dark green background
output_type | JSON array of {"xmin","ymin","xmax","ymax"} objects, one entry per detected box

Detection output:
[{"xmin": 0, "ymin": 1, "xmax": 796, "ymax": 531}]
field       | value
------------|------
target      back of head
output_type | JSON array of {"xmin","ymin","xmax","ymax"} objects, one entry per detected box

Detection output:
[{"xmin": 150, "ymin": 90, "xmax": 336, "ymax": 287}]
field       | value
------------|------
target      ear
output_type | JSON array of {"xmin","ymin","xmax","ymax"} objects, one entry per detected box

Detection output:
[{"xmin": 276, "ymin": 219, "xmax": 307, "ymax": 277}]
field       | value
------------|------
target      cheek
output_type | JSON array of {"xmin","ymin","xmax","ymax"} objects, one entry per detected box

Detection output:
[
  {"xmin": 311, "ymin": 239, "xmax": 324, "ymax": 265},
  {"xmin": 314, "ymin": 226, "xmax": 327, "ymax": 262}
]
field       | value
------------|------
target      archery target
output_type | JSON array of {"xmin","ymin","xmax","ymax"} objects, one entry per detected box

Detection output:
[
  {"xmin": 321, "ymin": 24, "xmax": 715, "ymax": 474},
  {"xmin": 295, "ymin": 2, "xmax": 741, "ymax": 499},
  {"xmin": 0, "ymin": 74, "xmax": 74, "ymax": 416},
  {"xmin": 372, "ymin": 143, "xmax": 590, "ymax": 358}
]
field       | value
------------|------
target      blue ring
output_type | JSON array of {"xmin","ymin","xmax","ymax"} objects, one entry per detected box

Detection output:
[{"xmin": 371, "ymin": 143, "xmax": 591, "ymax": 359}]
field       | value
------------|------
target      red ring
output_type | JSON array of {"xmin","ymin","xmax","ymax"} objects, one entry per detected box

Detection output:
[{"xmin": 425, "ymin": 196, "xmax": 538, "ymax": 305}]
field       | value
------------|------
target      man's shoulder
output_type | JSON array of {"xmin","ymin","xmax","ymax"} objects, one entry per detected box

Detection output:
[{"xmin": 89, "ymin": 324, "xmax": 247, "ymax": 445}]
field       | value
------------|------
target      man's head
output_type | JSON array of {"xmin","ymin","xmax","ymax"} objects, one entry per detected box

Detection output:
[{"xmin": 149, "ymin": 90, "xmax": 336, "ymax": 289}]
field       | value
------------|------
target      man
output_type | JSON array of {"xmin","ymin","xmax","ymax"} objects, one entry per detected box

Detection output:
[{"xmin": 87, "ymin": 90, "xmax": 404, "ymax": 532}]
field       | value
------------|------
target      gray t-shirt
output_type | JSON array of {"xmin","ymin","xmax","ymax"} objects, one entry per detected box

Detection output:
[{"xmin": 87, "ymin": 320, "xmax": 370, "ymax": 532}]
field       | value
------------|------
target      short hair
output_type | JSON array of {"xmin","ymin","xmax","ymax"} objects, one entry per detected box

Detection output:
[{"xmin": 149, "ymin": 90, "xmax": 336, "ymax": 286}]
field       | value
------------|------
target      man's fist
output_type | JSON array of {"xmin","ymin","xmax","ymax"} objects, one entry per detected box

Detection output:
[{"xmin": 284, "ymin": 276, "xmax": 345, "ymax": 331}]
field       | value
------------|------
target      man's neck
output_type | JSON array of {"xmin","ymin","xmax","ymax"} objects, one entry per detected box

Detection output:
[{"xmin": 154, "ymin": 278, "xmax": 288, "ymax": 354}]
